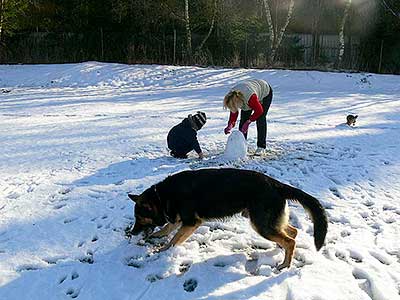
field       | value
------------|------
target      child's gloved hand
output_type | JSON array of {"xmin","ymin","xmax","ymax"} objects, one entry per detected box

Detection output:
[
  {"xmin": 224, "ymin": 123, "xmax": 234, "ymax": 135},
  {"xmin": 240, "ymin": 120, "xmax": 251, "ymax": 135},
  {"xmin": 198, "ymin": 152, "xmax": 204, "ymax": 159}
]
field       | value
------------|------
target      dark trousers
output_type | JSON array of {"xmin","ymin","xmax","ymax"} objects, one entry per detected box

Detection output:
[
  {"xmin": 239, "ymin": 87, "xmax": 273, "ymax": 149},
  {"xmin": 170, "ymin": 150, "xmax": 188, "ymax": 159}
]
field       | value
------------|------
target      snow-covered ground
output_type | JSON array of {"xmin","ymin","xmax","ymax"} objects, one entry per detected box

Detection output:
[{"xmin": 0, "ymin": 62, "xmax": 399, "ymax": 300}]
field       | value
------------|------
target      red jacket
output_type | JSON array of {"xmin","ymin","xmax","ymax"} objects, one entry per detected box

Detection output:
[{"xmin": 228, "ymin": 94, "xmax": 263, "ymax": 125}]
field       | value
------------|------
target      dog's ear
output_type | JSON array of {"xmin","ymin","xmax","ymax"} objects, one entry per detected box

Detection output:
[
  {"xmin": 128, "ymin": 193, "xmax": 140, "ymax": 203},
  {"xmin": 128, "ymin": 193, "xmax": 154, "ymax": 211}
]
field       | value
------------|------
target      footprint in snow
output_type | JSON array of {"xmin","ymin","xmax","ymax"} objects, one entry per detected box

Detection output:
[
  {"xmin": 146, "ymin": 274, "xmax": 163, "ymax": 282},
  {"xmin": 293, "ymin": 252, "xmax": 311, "ymax": 268},
  {"xmin": 384, "ymin": 193, "xmax": 394, "ymax": 199},
  {"xmin": 179, "ymin": 262, "xmax": 191, "ymax": 275},
  {"xmin": 384, "ymin": 217, "xmax": 396, "ymax": 224},
  {"xmin": 245, "ymin": 258, "xmax": 259, "ymax": 275},
  {"xmin": 329, "ymin": 187, "xmax": 344, "ymax": 200},
  {"xmin": 369, "ymin": 250, "xmax": 392, "ymax": 265},
  {"xmin": 59, "ymin": 187, "xmax": 73, "ymax": 195},
  {"xmin": 71, "ymin": 271, "xmax": 79, "ymax": 280},
  {"xmin": 335, "ymin": 250, "xmax": 348, "ymax": 262},
  {"xmin": 382, "ymin": 205, "xmax": 396, "ymax": 212},
  {"xmin": 362, "ymin": 200, "xmax": 375, "ymax": 207},
  {"xmin": 53, "ymin": 203, "xmax": 67, "ymax": 210},
  {"xmin": 66, "ymin": 288, "xmax": 80, "ymax": 298},
  {"xmin": 79, "ymin": 251, "xmax": 94, "ymax": 264},
  {"xmin": 340, "ymin": 230, "xmax": 351, "ymax": 238},
  {"xmin": 213, "ymin": 261, "xmax": 228, "ymax": 268},
  {"xmin": 183, "ymin": 278, "xmax": 198, "ymax": 292},
  {"xmin": 349, "ymin": 252, "xmax": 363, "ymax": 263},
  {"xmin": 125, "ymin": 256, "xmax": 143, "ymax": 269},
  {"xmin": 64, "ymin": 217, "xmax": 79, "ymax": 224},
  {"xmin": 42, "ymin": 256, "xmax": 66, "ymax": 265},
  {"xmin": 352, "ymin": 268, "xmax": 373, "ymax": 299},
  {"xmin": 7, "ymin": 192, "xmax": 20, "ymax": 199},
  {"xmin": 16, "ymin": 264, "xmax": 42, "ymax": 272},
  {"xmin": 59, "ymin": 275, "xmax": 68, "ymax": 284}
]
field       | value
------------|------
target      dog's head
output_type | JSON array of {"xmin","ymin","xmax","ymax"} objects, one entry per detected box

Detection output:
[{"xmin": 128, "ymin": 188, "xmax": 166, "ymax": 236}]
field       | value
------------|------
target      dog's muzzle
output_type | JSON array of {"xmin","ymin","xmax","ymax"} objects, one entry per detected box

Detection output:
[{"xmin": 129, "ymin": 222, "xmax": 154, "ymax": 237}]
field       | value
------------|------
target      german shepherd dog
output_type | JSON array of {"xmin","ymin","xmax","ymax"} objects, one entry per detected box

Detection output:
[{"xmin": 127, "ymin": 168, "xmax": 328, "ymax": 270}]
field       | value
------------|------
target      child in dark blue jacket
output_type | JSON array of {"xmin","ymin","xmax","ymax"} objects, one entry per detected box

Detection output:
[{"xmin": 167, "ymin": 111, "xmax": 206, "ymax": 159}]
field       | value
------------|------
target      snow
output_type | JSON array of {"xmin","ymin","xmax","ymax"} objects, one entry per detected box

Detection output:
[{"xmin": 1, "ymin": 61, "xmax": 400, "ymax": 300}]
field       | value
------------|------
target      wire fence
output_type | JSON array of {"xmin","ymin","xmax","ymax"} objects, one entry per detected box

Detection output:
[{"xmin": 1, "ymin": 31, "xmax": 365, "ymax": 72}]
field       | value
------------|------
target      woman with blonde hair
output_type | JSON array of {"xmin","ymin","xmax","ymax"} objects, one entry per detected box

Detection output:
[{"xmin": 223, "ymin": 78, "xmax": 273, "ymax": 155}]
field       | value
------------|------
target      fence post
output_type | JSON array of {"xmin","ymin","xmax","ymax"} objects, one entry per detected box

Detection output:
[
  {"xmin": 100, "ymin": 27, "xmax": 104, "ymax": 61},
  {"xmin": 173, "ymin": 29, "xmax": 176, "ymax": 65},
  {"xmin": 244, "ymin": 35, "xmax": 248, "ymax": 67},
  {"xmin": 378, "ymin": 39, "xmax": 384, "ymax": 73}
]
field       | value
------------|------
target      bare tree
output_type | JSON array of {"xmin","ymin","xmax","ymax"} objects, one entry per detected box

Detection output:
[
  {"xmin": 195, "ymin": 0, "xmax": 217, "ymax": 54},
  {"xmin": 0, "ymin": 0, "xmax": 4, "ymax": 43},
  {"xmin": 311, "ymin": 0, "xmax": 324, "ymax": 65},
  {"xmin": 158, "ymin": 0, "xmax": 193, "ymax": 63},
  {"xmin": 261, "ymin": 0, "xmax": 275, "ymax": 61},
  {"xmin": 338, "ymin": 0, "xmax": 352, "ymax": 67},
  {"xmin": 261, "ymin": 0, "xmax": 295, "ymax": 65},
  {"xmin": 184, "ymin": 0, "xmax": 192, "ymax": 63},
  {"xmin": 381, "ymin": 0, "xmax": 400, "ymax": 20}
]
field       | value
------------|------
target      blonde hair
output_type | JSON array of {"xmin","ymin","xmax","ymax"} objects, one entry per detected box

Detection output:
[{"xmin": 223, "ymin": 90, "xmax": 245, "ymax": 112}]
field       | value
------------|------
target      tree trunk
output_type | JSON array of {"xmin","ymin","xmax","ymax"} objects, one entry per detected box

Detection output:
[
  {"xmin": 381, "ymin": 0, "xmax": 400, "ymax": 20},
  {"xmin": 0, "ymin": 0, "xmax": 4, "ymax": 41},
  {"xmin": 270, "ymin": 0, "xmax": 295, "ymax": 63},
  {"xmin": 0, "ymin": 0, "xmax": 4, "ymax": 62},
  {"xmin": 173, "ymin": 28, "xmax": 176, "ymax": 64},
  {"xmin": 338, "ymin": 0, "xmax": 351, "ymax": 67},
  {"xmin": 100, "ymin": 27, "xmax": 104, "ymax": 61},
  {"xmin": 196, "ymin": 0, "xmax": 217, "ymax": 53},
  {"xmin": 378, "ymin": 39, "xmax": 384, "ymax": 73},
  {"xmin": 262, "ymin": 0, "xmax": 295, "ymax": 66},
  {"xmin": 311, "ymin": 0, "xmax": 323, "ymax": 65},
  {"xmin": 184, "ymin": 0, "xmax": 192, "ymax": 64},
  {"xmin": 262, "ymin": 0, "xmax": 275, "ymax": 60}
]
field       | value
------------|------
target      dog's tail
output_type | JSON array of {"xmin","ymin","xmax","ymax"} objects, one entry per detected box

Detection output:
[{"xmin": 278, "ymin": 183, "xmax": 328, "ymax": 251}]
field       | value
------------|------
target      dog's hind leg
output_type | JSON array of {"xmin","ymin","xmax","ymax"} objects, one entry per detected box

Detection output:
[
  {"xmin": 159, "ymin": 219, "xmax": 202, "ymax": 251},
  {"xmin": 249, "ymin": 198, "xmax": 296, "ymax": 270},
  {"xmin": 266, "ymin": 232, "xmax": 296, "ymax": 270},
  {"xmin": 251, "ymin": 221, "xmax": 296, "ymax": 270}
]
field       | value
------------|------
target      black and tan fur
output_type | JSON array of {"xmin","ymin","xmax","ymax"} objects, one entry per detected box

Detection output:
[
  {"xmin": 346, "ymin": 114, "xmax": 358, "ymax": 126},
  {"xmin": 127, "ymin": 168, "xmax": 328, "ymax": 270}
]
